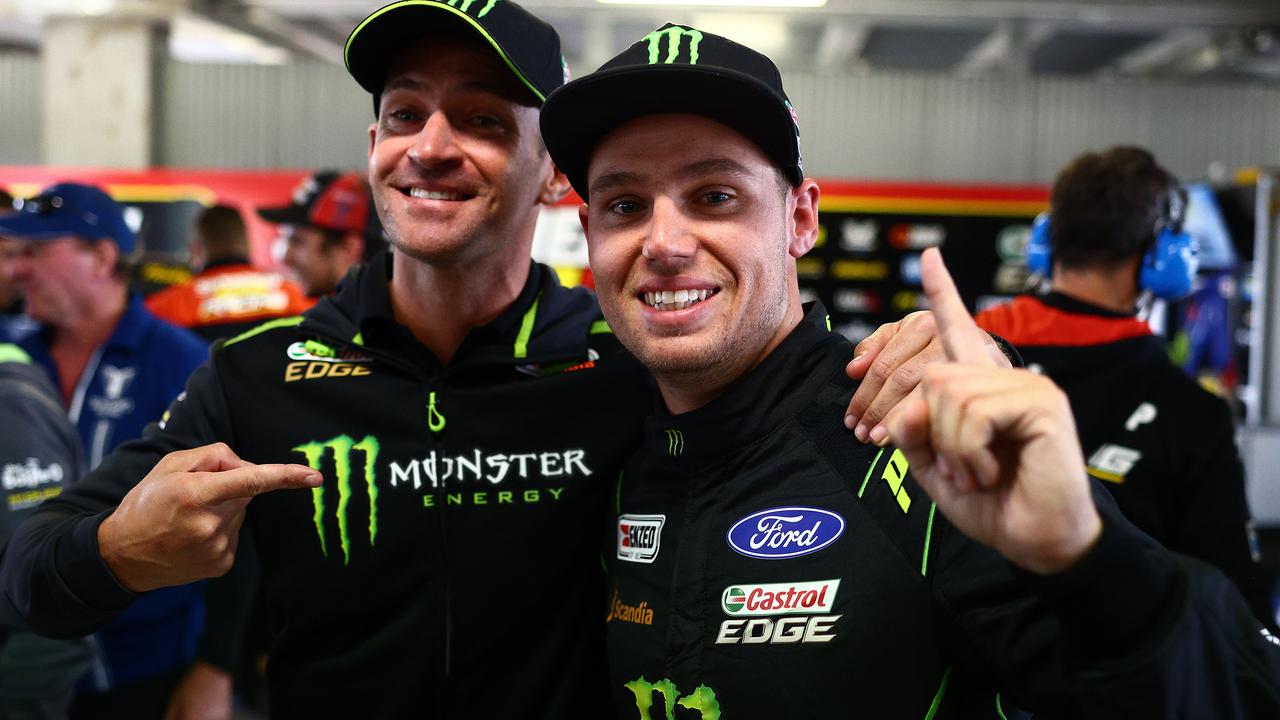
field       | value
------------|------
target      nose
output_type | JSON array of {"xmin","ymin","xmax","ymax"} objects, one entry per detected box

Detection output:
[
  {"xmin": 407, "ymin": 111, "xmax": 464, "ymax": 171},
  {"xmin": 642, "ymin": 197, "xmax": 697, "ymax": 272}
]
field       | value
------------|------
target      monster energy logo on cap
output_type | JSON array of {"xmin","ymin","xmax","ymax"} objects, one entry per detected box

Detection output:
[
  {"xmin": 293, "ymin": 435, "xmax": 381, "ymax": 565},
  {"xmin": 643, "ymin": 25, "xmax": 703, "ymax": 65}
]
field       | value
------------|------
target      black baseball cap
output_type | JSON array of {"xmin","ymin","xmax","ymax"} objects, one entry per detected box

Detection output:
[
  {"xmin": 345, "ymin": 0, "xmax": 568, "ymax": 111},
  {"xmin": 540, "ymin": 23, "xmax": 804, "ymax": 200}
]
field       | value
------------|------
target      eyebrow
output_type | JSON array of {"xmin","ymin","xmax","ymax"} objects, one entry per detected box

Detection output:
[{"xmin": 589, "ymin": 157, "xmax": 756, "ymax": 197}]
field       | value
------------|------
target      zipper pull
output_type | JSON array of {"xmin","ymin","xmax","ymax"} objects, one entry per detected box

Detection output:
[{"xmin": 427, "ymin": 391, "xmax": 446, "ymax": 433}]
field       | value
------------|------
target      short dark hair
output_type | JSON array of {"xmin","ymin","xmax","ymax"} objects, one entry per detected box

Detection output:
[
  {"xmin": 1049, "ymin": 146, "xmax": 1181, "ymax": 271},
  {"xmin": 195, "ymin": 204, "xmax": 249, "ymax": 261},
  {"xmin": 0, "ymin": 188, "xmax": 12, "ymax": 212}
]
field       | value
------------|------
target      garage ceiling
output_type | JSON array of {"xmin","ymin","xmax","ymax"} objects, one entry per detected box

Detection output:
[{"xmin": 2, "ymin": 0, "xmax": 1279, "ymax": 80}]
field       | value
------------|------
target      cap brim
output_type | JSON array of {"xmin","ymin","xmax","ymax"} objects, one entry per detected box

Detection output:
[
  {"xmin": 0, "ymin": 213, "xmax": 96, "ymax": 241},
  {"xmin": 345, "ymin": 1, "xmax": 546, "ymax": 104},
  {"xmin": 256, "ymin": 205, "xmax": 310, "ymax": 226},
  {"xmin": 541, "ymin": 64, "xmax": 800, "ymax": 199}
]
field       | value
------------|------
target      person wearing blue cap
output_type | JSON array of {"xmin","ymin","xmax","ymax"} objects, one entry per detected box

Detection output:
[{"xmin": 0, "ymin": 183, "xmax": 214, "ymax": 719}]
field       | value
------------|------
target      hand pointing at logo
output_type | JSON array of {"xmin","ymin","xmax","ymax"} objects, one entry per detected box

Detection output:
[
  {"xmin": 884, "ymin": 248, "xmax": 1102, "ymax": 574},
  {"xmin": 98, "ymin": 443, "xmax": 321, "ymax": 592}
]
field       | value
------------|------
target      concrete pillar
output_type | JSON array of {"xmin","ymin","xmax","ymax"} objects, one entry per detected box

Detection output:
[{"xmin": 42, "ymin": 16, "xmax": 167, "ymax": 168}]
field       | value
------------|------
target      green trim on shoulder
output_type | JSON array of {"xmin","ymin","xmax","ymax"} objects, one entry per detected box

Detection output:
[
  {"xmin": 857, "ymin": 447, "xmax": 887, "ymax": 497},
  {"xmin": 0, "ymin": 343, "xmax": 32, "ymax": 364},
  {"xmin": 923, "ymin": 667, "xmax": 952, "ymax": 720},
  {"xmin": 921, "ymin": 502, "xmax": 937, "ymax": 576},
  {"xmin": 996, "ymin": 693, "xmax": 1009, "ymax": 720},
  {"xmin": 513, "ymin": 293, "xmax": 542, "ymax": 359},
  {"xmin": 352, "ymin": 331, "xmax": 365, "ymax": 346},
  {"xmin": 224, "ymin": 316, "xmax": 305, "ymax": 347},
  {"xmin": 590, "ymin": 319, "xmax": 613, "ymax": 335}
]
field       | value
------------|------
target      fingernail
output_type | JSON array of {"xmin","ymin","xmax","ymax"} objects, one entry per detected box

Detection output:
[
  {"xmin": 854, "ymin": 423, "xmax": 869, "ymax": 442},
  {"xmin": 305, "ymin": 473, "xmax": 322, "ymax": 486},
  {"xmin": 844, "ymin": 413, "xmax": 858, "ymax": 431},
  {"xmin": 870, "ymin": 425, "xmax": 888, "ymax": 446},
  {"xmin": 852, "ymin": 352, "xmax": 866, "ymax": 364}
]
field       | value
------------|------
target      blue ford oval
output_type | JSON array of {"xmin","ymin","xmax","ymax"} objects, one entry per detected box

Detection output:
[{"xmin": 726, "ymin": 506, "xmax": 846, "ymax": 560}]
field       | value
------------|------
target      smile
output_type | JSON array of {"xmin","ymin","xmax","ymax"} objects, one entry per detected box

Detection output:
[
  {"xmin": 404, "ymin": 188, "xmax": 469, "ymax": 201},
  {"xmin": 643, "ymin": 289, "xmax": 716, "ymax": 312}
]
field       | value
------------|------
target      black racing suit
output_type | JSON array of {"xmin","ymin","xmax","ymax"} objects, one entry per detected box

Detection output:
[
  {"xmin": 607, "ymin": 303, "xmax": 1280, "ymax": 719},
  {"xmin": 3, "ymin": 256, "xmax": 652, "ymax": 719},
  {"xmin": 976, "ymin": 292, "xmax": 1272, "ymax": 626}
]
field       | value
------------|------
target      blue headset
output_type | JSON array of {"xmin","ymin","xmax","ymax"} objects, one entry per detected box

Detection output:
[{"xmin": 1025, "ymin": 192, "xmax": 1199, "ymax": 300}]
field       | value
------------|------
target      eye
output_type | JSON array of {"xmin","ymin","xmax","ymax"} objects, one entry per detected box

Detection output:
[
  {"xmin": 606, "ymin": 198, "xmax": 644, "ymax": 216},
  {"xmin": 703, "ymin": 190, "xmax": 733, "ymax": 205},
  {"xmin": 470, "ymin": 114, "xmax": 501, "ymax": 128}
]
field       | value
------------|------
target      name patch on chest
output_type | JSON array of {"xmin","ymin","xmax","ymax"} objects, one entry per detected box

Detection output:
[{"xmin": 617, "ymin": 514, "xmax": 665, "ymax": 563}]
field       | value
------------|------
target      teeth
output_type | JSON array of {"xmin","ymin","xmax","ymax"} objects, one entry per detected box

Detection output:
[
  {"xmin": 643, "ymin": 288, "xmax": 714, "ymax": 311},
  {"xmin": 409, "ymin": 188, "xmax": 464, "ymax": 201}
]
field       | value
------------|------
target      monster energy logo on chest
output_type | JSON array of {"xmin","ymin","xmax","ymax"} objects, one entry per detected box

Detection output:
[
  {"xmin": 293, "ymin": 435, "xmax": 380, "ymax": 566},
  {"xmin": 643, "ymin": 26, "xmax": 702, "ymax": 65}
]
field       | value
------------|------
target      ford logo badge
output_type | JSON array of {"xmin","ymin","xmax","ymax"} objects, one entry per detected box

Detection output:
[{"xmin": 726, "ymin": 506, "xmax": 845, "ymax": 560}]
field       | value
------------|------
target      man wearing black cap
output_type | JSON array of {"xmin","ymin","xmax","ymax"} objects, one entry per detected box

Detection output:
[
  {"xmin": 540, "ymin": 24, "xmax": 1280, "ymax": 718},
  {"xmin": 0, "ymin": 183, "xmax": 213, "ymax": 718},
  {"xmin": 257, "ymin": 171, "xmax": 383, "ymax": 297},
  {"xmin": 4, "ymin": 5, "xmax": 949, "ymax": 719},
  {"xmin": 2, "ymin": 4, "xmax": 638, "ymax": 719}
]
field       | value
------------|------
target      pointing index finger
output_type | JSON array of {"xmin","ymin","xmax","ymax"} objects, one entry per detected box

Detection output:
[
  {"xmin": 920, "ymin": 247, "xmax": 991, "ymax": 366},
  {"xmin": 200, "ymin": 463, "xmax": 322, "ymax": 506}
]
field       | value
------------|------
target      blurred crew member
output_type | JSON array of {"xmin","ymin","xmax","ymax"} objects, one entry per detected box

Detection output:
[
  {"xmin": 147, "ymin": 204, "xmax": 312, "ymax": 342},
  {"xmin": 257, "ymin": 172, "xmax": 381, "ymax": 296},
  {"xmin": 0, "ymin": 183, "xmax": 211, "ymax": 720},
  {"xmin": 976, "ymin": 147, "xmax": 1271, "ymax": 626}
]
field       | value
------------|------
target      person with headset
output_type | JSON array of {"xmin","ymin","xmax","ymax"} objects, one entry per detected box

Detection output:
[{"xmin": 975, "ymin": 146, "xmax": 1273, "ymax": 627}]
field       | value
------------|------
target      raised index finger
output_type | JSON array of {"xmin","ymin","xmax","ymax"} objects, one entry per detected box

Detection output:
[
  {"xmin": 920, "ymin": 247, "xmax": 991, "ymax": 366},
  {"xmin": 199, "ymin": 464, "xmax": 322, "ymax": 506}
]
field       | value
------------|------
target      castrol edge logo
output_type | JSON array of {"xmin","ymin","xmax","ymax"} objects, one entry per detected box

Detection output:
[
  {"xmin": 726, "ymin": 507, "xmax": 845, "ymax": 560},
  {"xmin": 721, "ymin": 579, "xmax": 840, "ymax": 617}
]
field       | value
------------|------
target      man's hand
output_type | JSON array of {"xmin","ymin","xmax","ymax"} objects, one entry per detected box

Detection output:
[
  {"xmin": 164, "ymin": 661, "xmax": 233, "ymax": 720},
  {"xmin": 846, "ymin": 311, "xmax": 1010, "ymax": 446},
  {"xmin": 885, "ymin": 248, "xmax": 1101, "ymax": 574},
  {"xmin": 98, "ymin": 443, "xmax": 321, "ymax": 592}
]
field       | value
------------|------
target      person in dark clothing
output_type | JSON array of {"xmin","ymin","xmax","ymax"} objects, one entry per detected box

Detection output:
[
  {"xmin": 539, "ymin": 24, "xmax": 1280, "ymax": 718},
  {"xmin": 146, "ymin": 204, "xmax": 312, "ymax": 342},
  {"xmin": 0, "ymin": 342, "xmax": 92, "ymax": 720},
  {"xmin": 974, "ymin": 146, "xmax": 1272, "ymax": 627}
]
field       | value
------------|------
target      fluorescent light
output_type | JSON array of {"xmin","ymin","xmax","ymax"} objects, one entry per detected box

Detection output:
[
  {"xmin": 689, "ymin": 14, "xmax": 788, "ymax": 54},
  {"xmin": 170, "ymin": 14, "xmax": 290, "ymax": 65},
  {"xmin": 600, "ymin": 0, "xmax": 825, "ymax": 8}
]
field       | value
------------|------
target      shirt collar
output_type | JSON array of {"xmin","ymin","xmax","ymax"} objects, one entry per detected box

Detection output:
[{"xmin": 642, "ymin": 302, "xmax": 846, "ymax": 463}]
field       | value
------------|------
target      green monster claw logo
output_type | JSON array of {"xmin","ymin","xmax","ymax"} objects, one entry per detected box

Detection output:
[
  {"xmin": 443, "ymin": 0, "xmax": 501, "ymax": 18},
  {"xmin": 292, "ymin": 435, "xmax": 381, "ymax": 565},
  {"xmin": 625, "ymin": 677, "xmax": 721, "ymax": 720},
  {"xmin": 643, "ymin": 26, "xmax": 702, "ymax": 65},
  {"xmin": 664, "ymin": 429, "xmax": 684, "ymax": 457}
]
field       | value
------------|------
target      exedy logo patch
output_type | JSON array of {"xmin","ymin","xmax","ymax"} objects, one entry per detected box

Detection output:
[{"xmin": 617, "ymin": 514, "xmax": 665, "ymax": 564}]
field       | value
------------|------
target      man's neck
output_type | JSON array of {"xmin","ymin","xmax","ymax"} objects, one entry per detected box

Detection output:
[
  {"xmin": 1051, "ymin": 260, "xmax": 1141, "ymax": 315},
  {"xmin": 50, "ymin": 288, "xmax": 128, "ymax": 353},
  {"xmin": 389, "ymin": 249, "xmax": 531, "ymax": 365},
  {"xmin": 654, "ymin": 303, "xmax": 806, "ymax": 416}
]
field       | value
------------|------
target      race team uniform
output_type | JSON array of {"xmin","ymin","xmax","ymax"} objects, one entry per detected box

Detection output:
[
  {"xmin": 0, "ymin": 345, "xmax": 92, "ymax": 717},
  {"xmin": 145, "ymin": 258, "xmax": 314, "ymax": 343},
  {"xmin": 607, "ymin": 303, "xmax": 1280, "ymax": 718},
  {"xmin": 17, "ymin": 296, "xmax": 210, "ymax": 696},
  {"xmin": 6, "ymin": 256, "xmax": 652, "ymax": 719},
  {"xmin": 976, "ymin": 292, "xmax": 1272, "ymax": 625}
]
